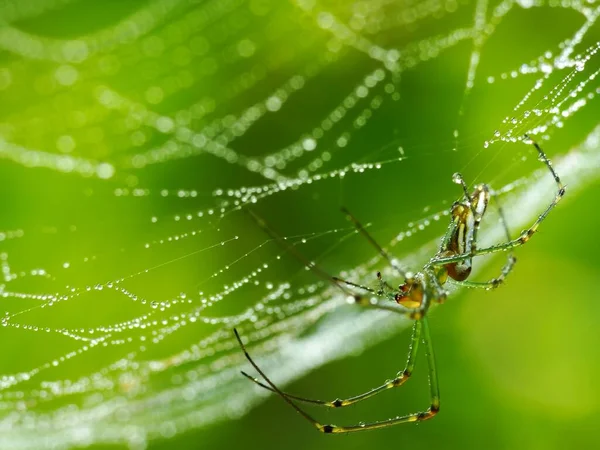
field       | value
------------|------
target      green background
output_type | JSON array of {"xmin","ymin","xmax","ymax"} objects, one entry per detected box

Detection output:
[{"xmin": 0, "ymin": 0, "xmax": 599, "ymax": 449}]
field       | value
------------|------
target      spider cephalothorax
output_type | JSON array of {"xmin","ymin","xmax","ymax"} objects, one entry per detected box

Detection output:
[{"xmin": 395, "ymin": 272, "xmax": 428, "ymax": 307}]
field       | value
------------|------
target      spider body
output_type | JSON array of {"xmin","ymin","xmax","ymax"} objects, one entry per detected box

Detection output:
[
  {"xmin": 235, "ymin": 136, "xmax": 564, "ymax": 434},
  {"xmin": 394, "ymin": 276, "xmax": 425, "ymax": 309},
  {"xmin": 394, "ymin": 182, "xmax": 491, "ymax": 314}
]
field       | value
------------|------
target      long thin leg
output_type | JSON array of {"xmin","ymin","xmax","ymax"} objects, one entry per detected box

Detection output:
[
  {"xmin": 376, "ymin": 271, "xmax": 396, "ymax": 296},
  {"xmin": 341, "ymin": 206, "xmax": 407, "ymax": 278},
  {"xmin": 450, "ymin": 173, "xmax": 488, "ymax": 251},
  {"xmin": 241, "ymin": 320, "xmax": 422, "ymax": 408},
  {"xmin": 245, "ymin": 208, "xmax": 353, "ymax": 297},
  {"xmin": 332, "ymin": 276, "xmax": 376, "ymax": 294},
  {"xmin": 484, "ymin": 192, "xmax": 517, "ymax": 285},
  {"xmin": 234, "ymin": 328, "xmax": 322, "ymax": 430},
  {"xmin": 428, "ymin": 192, "xmax": 561, "ymax": 266},
  {"xmin": 322, "ymin": 317, "xmax": 440, "ymax": 433},
  {"xmin": 234, "ymin": 317, "xmax": 440, "ymax": 434},
  {"xmin": 352, "ymin": 294, "xmax": 428, "ymax": 319},
  {"xmin": 469, "ymin": 184, "xmax": 490, "ymax": 252},
  {"xmin": 245, "ymin": 208, "xmax": 425, "ymax": 319},
  {"xmin": 452, "ymin": 255, "xmax": 515, "ymax": 289},
  {"xmin": 425, "ymin": 267, "xmax": 449, "ymax": 304},
  {"xmin": 452, "ymin": 172, "xmax": 472, "ymax": 205},
  {"xmin": 331, "ymin": 272, "xmax": 395, "ymax": 300},
  {"xmin": 428, "ymin": 136, "xmax": 565, "ymax": 268}
]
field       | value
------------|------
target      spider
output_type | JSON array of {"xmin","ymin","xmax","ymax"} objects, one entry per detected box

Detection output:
[{"xmin": 234, "ymin": 135, "xmax": 565, "ymax": 434}]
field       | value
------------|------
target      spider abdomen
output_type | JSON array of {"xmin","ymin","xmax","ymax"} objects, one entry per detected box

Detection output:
[{"xmin": 446, "ymin": 260, "xmax": 472, "ymax": 281}]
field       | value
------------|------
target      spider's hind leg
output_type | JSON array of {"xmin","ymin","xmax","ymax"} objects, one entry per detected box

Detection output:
[
  {"xmin": 318, "ymin": 317, "xmax": 440, "ymax": 433},
  {"xmin": 240, "ymin": 320, "xmax": 422, "ymax": 409},
  {"xmin": 235, "ymin": 317, "xmax": 441, "ymax": 434}
]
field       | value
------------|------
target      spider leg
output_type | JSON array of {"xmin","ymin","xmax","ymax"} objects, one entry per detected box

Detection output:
[
  {"xmin": 469, "ymin": 185, "xmax": 489, "ymax": 252},
  {"xmin": 353, "ymin": 296, "xmax": 423, "ymax": 317},
  {"xmin": 332, "ymin": 276, "xmax": 376, "ymax": 294},
  {"xmin": 234, "ymin": 328, "xmax": 320, "ymax": 428},
  {"xmin": 428, "ymin": 187, "xmax": 562, "ymax": 266},
  {"xmin": 239, "ymin": 273, "xmax": 438, "ymax": 408},
  {"xmin": 245, "ymin": 208, "xmax": 419, "ymax": 314},
  {"xmin": 240, "ymin": 320, "xmax": 422, "ymax": 408},
  {"xmin": 245, "ymin": 208, "xmax": 354, "ymax": 298},
  {"xmin": 341, "ymin": 206, "xmax": 407, "ymax": 278},
  {"xmin": 428, "ymin": 136, "xmax": 564, "ymax": 268},
  {"xmin": 377, "ymin": 271, "xmax": 395, "ymax": 293},
  {"xmin": 449, "ymin": 173, "xmax": 488, "ymax": 252},
  {"xmin": 425, "ymin": 266, "xmax": 449, "ymax": 302},
  {"xmin": 451, "ymin": 172, "xmax": 472, "ymax": 205},
  {"xmin": 451, "ymin": 254, "xmax": 515, "ymax": 289},
  {"xmin": 324, "ymin": 317, "xmax": 440, "ymax": 433},
  {"xmin": 234, "ymin": 317, "xmax": 439, "ymax": 434}
]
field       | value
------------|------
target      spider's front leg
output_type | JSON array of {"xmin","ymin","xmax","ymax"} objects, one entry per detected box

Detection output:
[
  {"xmin": 429, "ymin": 136, "xmax": 564, "ymax": 278},
  {"xmin": 427, "ymin": 174, "xmax": 517, "ymax": 289}
]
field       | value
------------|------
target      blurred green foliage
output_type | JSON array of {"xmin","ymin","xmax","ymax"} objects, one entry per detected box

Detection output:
[{"xmin": 0, "ymin": 0, "xmax": 599, "ymax": 449}]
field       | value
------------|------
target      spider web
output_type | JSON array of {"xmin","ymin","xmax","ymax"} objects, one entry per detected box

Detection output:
[{"xmin": 1, "ymin": 0, "xmax": 599, "ymax": 448}]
